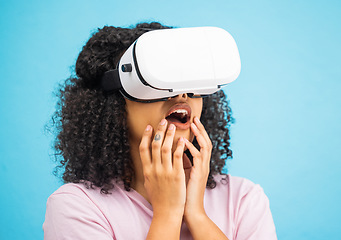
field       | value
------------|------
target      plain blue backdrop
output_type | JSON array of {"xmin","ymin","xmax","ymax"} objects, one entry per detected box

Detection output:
[{"xmin": 0, "ymin": 0, "xmax": 340, "ymax": 239}]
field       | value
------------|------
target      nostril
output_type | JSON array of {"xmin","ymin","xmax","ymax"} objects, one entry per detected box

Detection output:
[
  {"xmin": 169, "ymin": 93, "xmax": 189, "ymax": 100},
  {"xmin": 180, "ymin": 93, "xmax": 188, "ymax": 99}
]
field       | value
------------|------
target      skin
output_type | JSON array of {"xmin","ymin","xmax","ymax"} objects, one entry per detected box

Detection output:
[{"xmin": 126, "ymin": 94, "xmax": 229, "ymax": 240}]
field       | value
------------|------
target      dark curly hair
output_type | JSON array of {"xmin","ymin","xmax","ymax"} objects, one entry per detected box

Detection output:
[{"xmin": 51, "ymin": 22, "xmax": 233, "ymax": 194}]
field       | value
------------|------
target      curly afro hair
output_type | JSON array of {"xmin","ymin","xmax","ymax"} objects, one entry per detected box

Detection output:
[{"xmin": 51, "ymin": 22, "xmax": 233, "ymax": 194}]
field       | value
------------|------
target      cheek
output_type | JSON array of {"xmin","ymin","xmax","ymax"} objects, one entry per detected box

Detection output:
[
  {"xmin": 195, "ymin": 98, "xmax": 203, "ymax": 118},
  {"xmin": 126, "ymin": 102, "xmax": 164, "ymax": 141},
  {"xmin": 126, "ymin": 106, "xmax": 148, "ymax": 141}
]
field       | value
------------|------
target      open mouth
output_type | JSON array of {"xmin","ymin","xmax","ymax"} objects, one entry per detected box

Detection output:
[{"xmin": 165, "ymin": 104, "xmax": 191, "ymax": 130}]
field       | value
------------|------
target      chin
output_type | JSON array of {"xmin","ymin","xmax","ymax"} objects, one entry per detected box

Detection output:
[
  {"xmin": 175, "ymin": 129, "xmax": 193, "ymax": 141},
  {"xmin": 172, "ymin": 131, "xmax": 193, "ymax": 152}
]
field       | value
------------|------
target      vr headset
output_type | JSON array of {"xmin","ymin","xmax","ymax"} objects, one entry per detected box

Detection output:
[{"xmin": 101, "ymin": 26, "xmax": 241, "ymax": 102}]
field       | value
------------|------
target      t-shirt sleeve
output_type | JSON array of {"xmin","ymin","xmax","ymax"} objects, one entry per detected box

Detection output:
[
  {"xmin": 234, "ymin": 184, "xmax": 277, "ymax": 240},
  {"xmin": 43, "ymin": 191, "xmax": 114, "ymax": 240}
]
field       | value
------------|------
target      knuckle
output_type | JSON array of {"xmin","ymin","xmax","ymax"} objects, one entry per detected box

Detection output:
[
  {"xmin": 201, "ymin": 142, "xmax": 212, "ymax": 151},
  {"xmin": 151, "ymin": 141, "xmax": 160, "ymax": 150},
  {"xmin": 166, "ymin": 129, "xmax": 173, "ymax": 136},
  {"xmin": 143, "ymin": 168, "xmax": 151, "ymax": 178},
  {"xmin": 174, "ymin": 173, "xmax": 184, "ymax": 181},
  {"xmin": 173, "ymin": 151, "xmax": 181, "ymax": 159},
  {"xmin": 154, "ymin": 167, "xmax": 163, "ymax": 176},
  {"xmin": 200, "ymin": 145, "xmax": 207, "ymax": 151},
  {"xmin": 161, "ymin": 146, "xmax": 170, "ymax": 155},
  {"xmin": 207, "ymin": 140, "xmax": 213, "ymax": 149},
  {"xmin": 166, "ymin": 171, "xmax": 175, "ymax": 179},
  {"xmin": 194, "ymin": 152, "xmax": 201, "ymax": 159},
  {"xmin": 139, "ymin": 144, "xmax": 147, "ymax": 152}
]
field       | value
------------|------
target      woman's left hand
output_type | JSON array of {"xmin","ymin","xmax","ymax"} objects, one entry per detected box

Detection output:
[{"xmin": 183, "ymin": 116, "xmax": 212, "ymax": 220}]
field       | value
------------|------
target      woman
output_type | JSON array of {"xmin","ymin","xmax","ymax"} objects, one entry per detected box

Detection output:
[{"xmin": 44, "ymin": 22, "xmax": 277, "ymax": 239}]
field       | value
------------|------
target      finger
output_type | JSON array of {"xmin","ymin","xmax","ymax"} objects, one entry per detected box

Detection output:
[
  {"xmin": 183, "ymin": 138, "xmax": 201, "ymax": 167},
  {"xmin": 190, "ymin": 122, "xmax": 210, "ymax": 156},
  {"xmin": 139, "ymin": 125, "xmax": 153, "ymax": 168},
  {"xmin": 193, "ymin": 117, "xmax": 212, "ymax": 146},
  {"xmin": 191, "ymin": 121, "xmax": 212, "ymax": 169},
  {"xmin": 161, "ymin": 123, "xmax": 176, "ymax": 170},
  {"xmin": 193, "ymin": 117, "xmax": 211, "ymax": 148},
  {"xmin": 173, "ymin": 137, "xmax": 186, "ymax": 171},
  {"xmin": 151, "ymin": 119, "xmax": 168, "ymax": 166}
]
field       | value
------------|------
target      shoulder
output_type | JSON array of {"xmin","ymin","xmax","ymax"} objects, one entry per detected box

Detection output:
[
  {"xmin": 223, "ymin": 175, "xmax": 270, "ymax": 213},
  {"xmin": 44, "ymin": 182, "xmax": 153, "ymax": 239},
  {"xmin": 44, "ymin": 183, "xmax": 116, "ymax": 239},
  {"xmin": 227, "ymin": 175, "xmax": 265, "ymax": 198},
  {"xmin": 205, "ymin": 174, "xmax": 269, "ymax": 218},
  {"xmin": 45, "ymin": 181, "xmax": 133, "ymax": 218},
  {"xmin": 46, "ymin": 182, "xmax": 104, "ymax": 211},
  {"xmin": 210, "ymin": 174, "xmax": 265, "ymax": 198},
  {"xmin": 210, "ymin": 174, "xmax": 271, "ymax": 214},
  {"xmin": 209, "ymin": 175, "xmax": 277, "ymax": 239},
  {"xmin": 48, "ymin": 182, "xmax": 100, "ymax": 200}
]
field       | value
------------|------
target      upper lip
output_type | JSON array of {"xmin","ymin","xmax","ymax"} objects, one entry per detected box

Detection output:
[{"xmin": 165, "ymin": 103, "xmax": 192, "ymax": 121}]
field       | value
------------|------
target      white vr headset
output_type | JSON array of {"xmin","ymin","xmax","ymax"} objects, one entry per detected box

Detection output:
[{"xmin": 101, "ymin": 26, "xmax": 241, "ymax": 102}]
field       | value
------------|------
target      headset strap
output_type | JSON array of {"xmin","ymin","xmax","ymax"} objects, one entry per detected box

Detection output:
[{"xmin": 101, "ymin": 69, "xmax": 122, "ymax": 92}]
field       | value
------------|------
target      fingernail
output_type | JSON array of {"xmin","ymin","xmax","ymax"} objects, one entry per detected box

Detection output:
[
  {"xmin": 145, "ymin": 125, "xmax": 152, "ymax": 131},
  {"xmin": 194, "ymin": 117, "xmax": 200, "ymax": 123},
  {"xmin": 169, "ymin": 124, "xmax": 175, "ymax": 131},
  {"xmin": 191, "ymin": 123, "xmax": 197, "ymax": 129},
  {"xmin": 160, "ymin": 119, "xmax": 167, "ymax": 125}
]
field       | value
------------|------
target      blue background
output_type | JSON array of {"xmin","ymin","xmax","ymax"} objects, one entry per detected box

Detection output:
[{"xmin": 1, "ymin": 0, "xmax": 340, "ymax": 239}]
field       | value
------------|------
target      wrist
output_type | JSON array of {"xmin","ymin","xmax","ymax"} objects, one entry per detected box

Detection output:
[
  {"xmin": 153, "ymin": 206, "xmax": 184, "ymax": 221},
  {"xmin": 183, "ymin": 212, "xmax": 229, "ymax": 240},
  {"xmin": 183, "ymin": 209, "xmax": 207, "ymax": 226},
  {"xmin": 148, "ymin": 210, "xmax": 184, "ymax": 240}
]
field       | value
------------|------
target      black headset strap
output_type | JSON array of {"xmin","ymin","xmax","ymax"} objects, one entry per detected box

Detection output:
[{"xmin": 100, "ymin": 69, "xmax": 122, "ymax": 92}]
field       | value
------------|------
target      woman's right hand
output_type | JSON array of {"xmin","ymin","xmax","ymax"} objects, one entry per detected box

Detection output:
[{"xmin": 139, "ymin": 119, "xmax": 187, "ymax": 219}]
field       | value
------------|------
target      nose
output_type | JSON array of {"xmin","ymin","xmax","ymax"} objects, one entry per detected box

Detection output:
[{"xmin": 170, "ymin": 93, "xmax": 188, "ymax": 101}]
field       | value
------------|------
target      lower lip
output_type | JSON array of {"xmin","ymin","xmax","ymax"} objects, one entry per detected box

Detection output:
[{"xmin": 166, "ymin": 120, "xmax": 191, "ymax": 130}]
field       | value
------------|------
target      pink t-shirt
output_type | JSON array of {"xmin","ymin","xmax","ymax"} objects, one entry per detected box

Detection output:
[{"xmin": 43, "ymin": 175, "xmax": 277, "ymax": 240}]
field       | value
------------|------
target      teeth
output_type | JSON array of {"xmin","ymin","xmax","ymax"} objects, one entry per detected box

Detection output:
[
  {"xmin": 173, "ymin": 109, "xmax": 188, "ymax": 115},
  {"xmin": 168, "ymin": 109, "xmax": 188, "ymax": 118}
]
